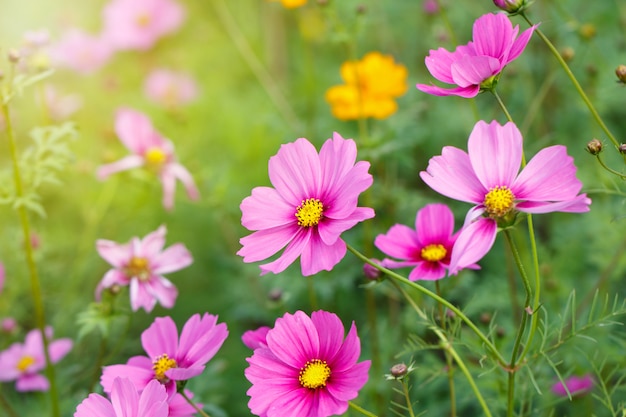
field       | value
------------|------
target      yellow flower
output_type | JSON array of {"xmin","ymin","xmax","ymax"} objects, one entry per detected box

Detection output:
[
  {"xmin": 269, "ymin": 0, "xmax": 307, "ymax": 8},
  {"xmin": 325, "ymin": 52, "xmax": 408, "ymax": 120}
]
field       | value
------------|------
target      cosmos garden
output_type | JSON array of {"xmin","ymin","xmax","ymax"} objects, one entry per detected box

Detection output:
[{"xmin": 1, "ymin": 0, "xmax": 626, "ymax": 416}]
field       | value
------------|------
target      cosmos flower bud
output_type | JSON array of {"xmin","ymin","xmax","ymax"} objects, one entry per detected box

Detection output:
[
  {"xmin": 7, "ymin": 49, "xmax": 21, "ymax": 63},
  {"xmin": 390, "ymin": 363, "xmax": 408, "ymax": 378},
  {"xmin": 493, "ymin": 0, "xmax": 525, "ymax": 13},
  {"xmin": 618, "ymin": 144, "xmax": 626, "ymax": 155},
  {"xmin": 363, "ymin": 259, "xmax": 382, "ymax": 280},
  {"xmin": 585, "ymin": 139, "xmax": 603, "ymax": 155},
  {"xmin": 616, "ymin": 65, "xmax": 626, "ymax": 84}
]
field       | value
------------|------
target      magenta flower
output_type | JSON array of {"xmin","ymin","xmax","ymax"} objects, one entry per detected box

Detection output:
[
  {"xmin": 420, "ymin": 120, "xmax": 591, "ymax": 273},
  {"xmin": 237, "ymin": 133, "xmax": 374, "ymax": 276},
  {"xmin": 102, "ymin": 0, "xmax": 185, "ymax": 51},
  {"xmin": 375, "ymin": 203, "xmax": 479, "ymax": 280},
  {"xmin": 97, "ymin": 108, "xmax": 199, "ymax": 210},
  {"xmin": 101, "ymin": 313, "xmax": 228, "ymax": 397},
  {"xmin": 51, "ymin": 28, "xmax": 113, "ymax": 75},
  {"xmin": 551, "ymin": 374, "xmax": 594, "ymax": 397},
  {"xmin": 242, "ymin": 326, "xmax": 270, "ymax": 350},
  {"xmin": 416, "ymin": 13, "xmax": 535, "ymax": 97},
  {"xmin": 245, "ymin": 310, "xmax": 370, "ymax": 417},
  {"xmin": 144, "ymin": 69, "xmax": 199, "ymax": 108},
  {"xmin": 95, "ymin": 225, "xmax": 192, "ymax": 312},
  {"xmin": 75, "ymin": 377, "xmax": 169, "ymax": 417},
  {"xmin": 0, "ymin": 327, "xmax": 72, "ymax": 392}
]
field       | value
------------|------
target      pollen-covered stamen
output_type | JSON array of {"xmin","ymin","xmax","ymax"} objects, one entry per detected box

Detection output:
[
  {"xmin": 299, "ymin": 359, "xmax": 331, "ymax": 389},
  {"xmin": 484, "ymin": 185, "xmax": 515, "ymax": 217},
  {"xmin": 295, "ymin": 198, "xmax": 325, "ymax": 227},
  {"xmin": 421, "ymin": 244, "xmax": 447, "ymax": 262},
  {"xmin": 136, "ymin": 13, "xmax": 151, "ymax": 28},
  {"xmin": 16, "ymin": 355, "xmax": 36, "ymax": 372},
  {"xmin": 125, "ymin": 257, "xmax": 151, "ymax": 281},
  {"xmin": 152, "ymin": 354, "xmax": 177, "ymax": 383},
  {"xmin": 145, "ymin": 147, "xmax": 167, "ymax": 167}
]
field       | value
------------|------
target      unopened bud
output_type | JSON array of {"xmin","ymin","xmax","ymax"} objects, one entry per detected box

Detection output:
[
  {"xmin": 355, "ymin": 4, "xmax": 366, "ymax": 14},
  {"xmin": 579, "ymin": 23, "xmax": 596, "ymax": 40},
  {"xmin": 390, "ymin": 363, "xmax": 408, "ymax": 378},
  {"xmin": 480, "ymin": 312, "xmax": 492, "ymax": 324},
  {"xmin": 619, "ymin": 144, "xmax": 626, "ymax": 155},
  {"xmin": 586, "ymin": 139, "xmax": 603, "ymax": 155},
  {"xmin": 363, "ymin": 259, "xmax": 382, "ymax": 280},
  {"xmin": 493, "ymin": 0, "xmax": 525, "ymax": 13},
  {"xmin": 7, "ymin": 49, "xmax": 20, "ymax": 63},
  {"xmin": 560, "ymin": 47, "xmax": 575, "ymax": 62},
  {"xmin": 268, "ymin": 288, "xmax": 282, "ymax": 302},
  {"xmin": 616, "ymin": 65, "xmax": 626, "ymax": 84}
]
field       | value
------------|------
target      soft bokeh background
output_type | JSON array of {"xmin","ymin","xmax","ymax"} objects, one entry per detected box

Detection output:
[{"xmin": 1, "ymin": 0, "xmax": 626, "ymax": 416}]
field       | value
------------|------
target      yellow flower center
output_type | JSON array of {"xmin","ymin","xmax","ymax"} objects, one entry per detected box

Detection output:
[
  {"xmin": 295, "ymin": 198, "xmax": 324, "ymax": 227},
  {"xmin": 145, "ymin": 147, "xmax": 167, "ymax": 167},
  {"xmin": 484, "ymin": 186, "xmax": 515, "ymax": 217},
  {"xmin": 136, "ymin": 13, "xmax": 152, "ymax": 28},
  {"xmin": 421, "ymin": 244, "xmax": 447, "ymax": 262},
  {"xmin": 152, "ymin": 354, "xmax": 177, "ymax": 382},
  {"xmin": 17, "ymin": 355, "xmax": 36, "ymax": 372},
  {"xmin": 125, "ymin": 257, "xmax": 151, "ymax": 281},
  {"xmin": 299, "ymin": 359, "xmax": 331, "ymax": 389}
]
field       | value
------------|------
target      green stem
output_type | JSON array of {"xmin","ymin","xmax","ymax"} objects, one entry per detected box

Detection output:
[
  {"xmin": 348, "ymin": 401, "xmax": 379, "ymax": 417},
  {"xmin": 347, "ymin": 244, "xmax": 507, "ymax": 367},
  {"xmin": 400, "ymin": 378, "xmax": 417, "ymax": 417},
  {"xmin": 180, "ymin": 389, "xmax": 212, "ymax": 417},
  {"xmin": 594, "ymin": 154, "xmax": 626, "ymax": 179},
  {"xmin": 491, "ymin": 90, "xmax": 514, "ymax": 123},
  {"xmin": 436, "ymin": 282, "xmax": 457, "ymax": 417},
  {"xmin": 0, "ymin": 390, "xmax": 20, "ymax": 417},
  {"xmin": 1, "ymin": 101, "xmax": 59, "ymax": 417},
  {"xmin": 520, "ymin": 13, "xmax": 620, "ymax": 149},
  {"xmin": 306, "ymin": 276, "xmax": 318, "ymax": 310}
]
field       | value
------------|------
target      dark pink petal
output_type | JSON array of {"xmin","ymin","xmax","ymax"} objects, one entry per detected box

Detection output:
[
  {"xmin": 96, "ymin": 239, "xmax": 131, "ymax": 268},
  {"xmin": 468, "ymin": 120, "xmax": 522, "ymax": 189},
  {"xmin": 516, "ymin": 194, "xmax": 591, "ymax": 213},
  {"xmin": 416, "ymin": 203, "xmax": 455, "ymax": 245},
  {"xmin": 97, "ymin": 155, "xmax": 145, "ymax": 180},
  {"xmin": 145, "ymin": 276, "xmax": 178, "ymax": 309},
  {"xmin": 268, "ymin": 138, "xmax": 321, "ymax": 204},
  {"xmin": 241, "ymin": 186, "xmax": 296, "ymax": 231},
  {"xmin": 505, "ymin": 25, "xmax": 537, "ymax": 65},
  {"xmin": 327, "ymin": 323, "xmax": 360, "ymax": 372},
  {"xmin": 318, "ymin": 133, "xmax": 357, "ymax": 196},
  {"xmin": 326, "ymin": 360, "xmax": 371, "ymax": 401},
  {"xmin": 247, "ymin": 382, "xmax": 304, "ymax": 417},
  {"xmin": 16, "ymin": 373, "xmax": 49, "ymax": 391},
  {"xmin": 245, "ymin": 348, "xmax": 299, "ymax": 383},
  {"xmin": 450, "ymin": 55, "xmax": 501, "ymax": 87},
  {"xmin": 142, "ymin": 316, "xmax": 179, "ymax": 359},
  {"xmin": 266, "ymin": 311, "xmax": 319, "ymax": 369},
  {"xmin": 448, "ymin": 218, "xmax": 497, "ymax": 275},
  {"xmin": 423, "ymin": 47, "xmax": 458, "ymax": 84},
  {"xmin": 266, "ymin": 387, "xmax": 314, "ymax": 417},
  {"xmin": 408, "ymin": 261, "xmax": 447, "ymax": 281},
  {"xmin": 322, "ymin": 161, "xmax": 373, "ymax": 220},
  {"xmin": 420, "ymin": 146, "xmax": 486, "ymax": 203},
  {"xmin": 238, "ymin": 224, "xmax": 299, "ymax": 263},
  {"xmin": 472, "ymin": 13, "xmax": 515, "ymax": 62},
  {"xmin": 168, "ymin": 391, "xmax": 202, "ymax": 417},
  {"xmin": 258, "ymin": 229, "xmax": 311, "ymax": 275},
  {"xmin": 101, "ymin": 362, "xmax": 154, "ymax": 394},
  {"xmin": 299, "ymin": 233, "xmax": 346, "ymax": 276},
  {"xmin": 152, "ymin": 243, "xmax": 192, "ymax": 274},
  {"xmin": 314, "ymin": 389, "xmax": 349, "ymax": 416},
  {"xmin": 177, "ymin": 313, "xmax": 228, "ymax": 368},
  {"xmin": 165, "ymin": 366, "xmax": 205, "ymax": 381},
  {"xmin": 375, "ymin": 224, "xmax": 420, "ymax": 261},
  {"xmin": 242, "ymin": 326, "xmax": 270, "ymax": 350},
  {"xmin": 110, "ymin": 377, "xmax": 139, "ymax": 417},
  {"xmin": 310, "ymin": 311, "xmax": 344, "ymax": 361},
  {"xmin": 415, "ymin": 83, "xmax": 480, "ymax": 98},
  {"xmin": 74, "ymin": 393, "xmax": 116, "ymax": 417}
]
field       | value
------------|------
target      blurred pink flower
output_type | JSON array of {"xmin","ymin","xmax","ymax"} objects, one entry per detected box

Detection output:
[
  {"xmin": 375, "ymin": 203, "xmax": 479, "ymax": 280},
  {"xmin": 51, "ymin": 28, "xmax": 113, "ymax": 75},
  {"xmin": 245, "ymin": 310, "xmax": 370, "ymax": 417},
  {"xmin": 242, "ymin": 326, "xmax": 270, "ymax": 350},
  {"xmin": 40, "ymin": 85, "xmax": 82, "ymax": 121},
  {"xmin": 551, "ymin": 374, "xmax": 594, "ymax": 397},
  {"xmin": 144, "ymin": 69, "xmax": 199, "ymax": 108},
  {"xmin": 102, "ymin": 0, "xmax": 185, "ymax": 51},
  {"xmin": 237, "ymin": 133, "xmax": 375, "ymax": 276},
  {"xmin": 420, "ymin": 120, "xmax": 591, "ymax": 274},
  {"xmin": 423, "ymin": 0, "xmax": 439, "ymax": 14},
  {"xmin": 75, "ymin": 377, "xmax": 169, "ymax": 417},
  {"xmin": 97, "ymin": 108, "xmax": 199, "ymax": 210},
  {"xmin": 101, "ymin": 313, "xmax": 228, "ymax": 397},
  {"xmin": 96, "ymin": 225, "xmax": 192, "ymax": 312},
  {"xmin": 0, "ymin": 327, "xmax": 72, "ymax": 392},
  {"xmin": 1, "ymin": 318, "xmax": 18, "ymax": 334},
  {"xmin": 416, "ymin": 13, "xmax": 536, "ymax": 97}
]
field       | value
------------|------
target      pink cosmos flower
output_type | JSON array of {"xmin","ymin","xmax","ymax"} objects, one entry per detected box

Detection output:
[
  {"xmin": 0, "ymin": 327, "xmax": 72, "ymax": 392},
  {"xmin": 420, "ymin": 120, "xmax": 591, "ymax": 274},
  {"xmin": 102, "ymin": 0, "xmax": 185, "ymax": 51},
  {"xmin": 375, "ymin": 203, "xmax": 479, "ymax": 281},
  {"xmin": 1, "ymin": 318, "xmax": 18, "ymax": 334},
  {"xmin": 75, "ymin": 377, "xmax": 169, "ymax": 417},
  {"xmin": 51, "ymin": 28, "xmax": 113, "ymax": 75},
  {"xmin": 416, "ymin": 12, "xmax": 536, "ymax": 97},
  {"xmin": 551, "ymin": 374, "xmax": 594, "ymax": 397},
  {"xmin": 41, "ymin": 85, "xmax": 82, "ymax": 121},
  {"xmin": 144, "ymin": 69, "xmax": 199, "ymax": 108},
  {"xmin": 101, "ymin": 313, "xmax": 228, "ymax": 397},
  {"xmin": 97, "ymin": 108, "xmax": 199, "ymax": 210},
  {"xmin": 238, "ymin": 133, "xmax": 375, "ymax": 276},
  {"xmin": 242, "ymin": 326, "xmax": 270, "ymax": 350},
  {"xmin": 95, "ymin": 225, "xmax": 192, "ymax": 312},
  {"xmin": 245, "ymin": 310, "xmax": 370, "ymax": 417}
]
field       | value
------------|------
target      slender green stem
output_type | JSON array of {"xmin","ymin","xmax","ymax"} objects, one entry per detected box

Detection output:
[
  {"xmin": 0, "ymin": 390, "xmax": 20, "ymax": 417},
  {"xmin": 348, "ymin": 401, "xmax": 379, "ymax": 417},
  {"xmin": 306, "ymin": 276, "xmax": 318, "ymax": 310},
  {"xmin": 1, "ymin": 101, "xmax": 59, "ymax": 417},
  {"xmin": 347, "ymin": 244, "xmax": 508, "ymax": 366},
  {"xmin": 491, "ymin": 90, "xmax": 514, "ymax": 123},
  {"xmin": 400, "ymin": 378, "xmax": 417, "ymax": 417},
  {"xmin": 520, "ymin": 12, "xmax": 620, "ymax": 149},
  {"xmin": 180, "ymin": 389, "xmax": 212, "ymax": 417},
  {"xmin": 594, "ymin": 154, "xmax": 626, "ymax": 179},
  {"xmin": 436, "ymin": 282, "xmax": 457, "ymax": 417}
]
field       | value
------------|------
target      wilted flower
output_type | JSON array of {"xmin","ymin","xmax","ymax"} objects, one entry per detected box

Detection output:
[
  {"xmin": 416, "ymin": 13, "xmax": 536, "ymax": 97},
  {"xmin": 375, "ymin": 203, "xmax": 480, "ymax": 280},
  {"xmin": 551, "ymin": 374, "xmax": 594, "ymax": 397},
  {"xmin": 51, "ymin": 28, "xmax": 113, "ymax": 75},
  {"xmin": 97, "ymin": 108, "xmax": 199, "ymax": 210},
  {"xmin": 420, "ymin": 120, "xmax": 591, "ymax": 273},
  {"xmin": 237, "ymin": 133, "xmax": 374, "ymax": 276},
  {"xmin": 144, "ymin": 68, "xmax": 199, "ymax": 108},
  {"xmin": 245, "ymin": 310, "xmax": 370, "ymax": 417},
  {"xmin": 101, "ymin": 313, "xmax": 228, "ymax": 397},
  {"xmin": 326, "ymin": 52, "xmax": 408, "ymax": 120},
  {"xmin": 0, "ymin": 327, "xmax": 72, "ymax": 392},
  {"xmin": 95, "ymin": 225, "xmax": 192, "ymax": 312}
]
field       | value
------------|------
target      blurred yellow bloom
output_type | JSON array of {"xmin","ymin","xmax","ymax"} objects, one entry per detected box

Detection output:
[
  {"xmin": 325, "ymin": 52, "xmax": 408, "ymax": 120},
  {"xmin": 269, "ymin": 0, "xmax": 307, "ymax": 8}
]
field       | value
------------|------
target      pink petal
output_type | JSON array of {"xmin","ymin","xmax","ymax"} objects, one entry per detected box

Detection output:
[
  {"xmin": 450, "ymin": 55, "xmax": 501, "ymax": 87},
  {"xmin": 95, "ymin": 269, "xmax": 129, "ymax": 301},
  {"xmin": 318, "ymin": 133, "xmax": 358, "ymax": 196},
  {"xmin": 416, "ymin": 203, "xmax": 455, "ymax": 245},
  {"xmin": 142, "ymin": 316, "xmax": 179, "ymax": 359},
  {"xmin": 516, "ymin": 194, "xmax": 591, "ymax": 214},
  {"xmin": 152, "ymin": 243, "xmax": 192, "ymax": 274},
  {"xmin": 115, "ymin": 108, "xmax": 166, "ymax": 154},
  {"xmin": 314, "ymin": 389, "xmax": 349, "ymax": 416},
  {"xmin": 327, "ymin": 322, "xmax": 360, "ymax": 372},
  {"xmin": 408, "ymin": 262, "xmax": 447, "ymax": 281},
  {"xmin": 97, "ymin": 155, "xmax": 145, "ymax": 180},
  {"xmin": 96, "ymin": 239, "xmax": 131, "ymax": 268},
  {"xmin": 74, "ymin": 393, "xmax": 116, "ymax": 417},
  {"xmin": 506, "ymin": 25, "xmax": 537, "ymax": 65},
  {"xmin": 240, "ymin": 186, "xmax": 295, "ymax": 231},
  {"xmin": 145, "ymin": 276, "xmax": 178, "ymax": 309},
  {"xmin": 322, "ymin": 161, "xmax": 373, "ymax": 220},
  {"xmin": 238, "ymin": 224, "xmax": 299, "ymax": 263},
  {"xmin": 317, "ymin": 207, "xmax": 374, "ymax": 246},
  {"xmin": 423, "ymin": 47, "xmax": 457, "ymax": 84},
  {"xmin": 242, "ymin": 327, "xmax": 270, "ymax": 350},
  {"xmin": 160, "ymin": 169, "xmax": 176, "ymax": 211},
  {"xmin": 258, "ymin": 229, "xmax": 311, "ymax": 275},
  {"xmin": 375, "ymin": 224, "xmax": 419, "ymax": 261},
  {"xmin": 49, "ymin": 338, "xmax": 72, "ymax": 363},
  {"xmin": 177, "ymin": 313, "xmax": 228, "ymax": 368},
  {"xmin": 101, "ymin": 362, "xmax": 154, "ymax": 394},
  {"xmin": 137, "ymin": 225, "xmax": 167, "ymax": 258},
  {"xmin": 472, "ymin": 13, "xmax": 515, "ymax": 62},
  {"xmin": 415, "ymin": 83, "xmax": 480, "ymax": 98},
  {"xmin": 266, "ymin": 311, "xmax": 318, "ymax": 369},
  {"xmin": 167, "ymin": 162, "xmax": 200, "ymax": 201},
  {"xmin": 138, "ymin": 379, "xmax": 169, "ymax": 417},
  {"xmin": 449, "ymin": 217, "xmax": 497, "ymax": 275},
  {"xmin": 16, "ymin": 373, "xmax": 49, "ymax": 391},
  {"xmin": 129, "ymin": 279, "xmax": 157, "ymax": 312},
  {"xmin": 310, "ymin": 311, "xmax": 344, "ymax": 361},
  {"xmin": 299, "ymin": 233, "xmax": 346, "ymax": 276},
  {"xmin": 110, "ymin": 377, "xmax": 139, "ymax": 416},
  {"xmin": 326, "ymin": 360, "xmax": 371, "ymax": 401},
  {"xmin": 268, "ymin": 138, "xmax": 321, "ymax": 204}
]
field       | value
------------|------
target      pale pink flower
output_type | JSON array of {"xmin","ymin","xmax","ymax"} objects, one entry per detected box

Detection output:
[
  {"xmin": 420, "ymin": 120, "xmax": 591, "ymax": 273},
  {"xmin": 74, "ymin": 377, "xmax": 169, "ymax": 417},
  {"xmin": 144, "ymin": 69, "xmax": 199, "ymax": 108},
  {"xmin": 51, "ymin": 28, "xmax": 113, "ymax": 75},
  {"xmin": 1, "ymin": 318, "xmax": 18, "ymax": 334},
  {"xmin": 245, "ymin": 310, "xmax": 370, "ymax": 417},
  {"xmin": 238, "ymin": 133, "xmax": 375, "ymax": 276},
  {"xmin": 416, "ymin": 13, "xmax": 536, "ymax": 97},
  {"xmin": 95, "ymin": 225, "xmax": 192, "ymax": 312},
  {"xmin": 97, "ymin": 108, "xmax": 199, "ymax": 210},
  {"xmin": 0, "ymin": 327, "xmax": 72, "ymax": 392},
  {"xmin": 102, "ymin": 0, "xmax": 185, "ymax": 51},
  {"xmin": 375, "ymin": 203, "xmax": 479, "ymax": 280},
  {"xmin": 40, "ymin": 84, "xmax": 82, "ymax": 121},
  {"xmin": 551, "ymin": 374, "xmax": 594, "ymax": 397},
  {"xmin": 101, "ymin": 313, "xmax": 228, "ymax": 397}
]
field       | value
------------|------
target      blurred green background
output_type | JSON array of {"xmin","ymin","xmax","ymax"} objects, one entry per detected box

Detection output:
[{"xmin": 1, "ymin": 0, "xmax": 626, "ymax": 416}]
